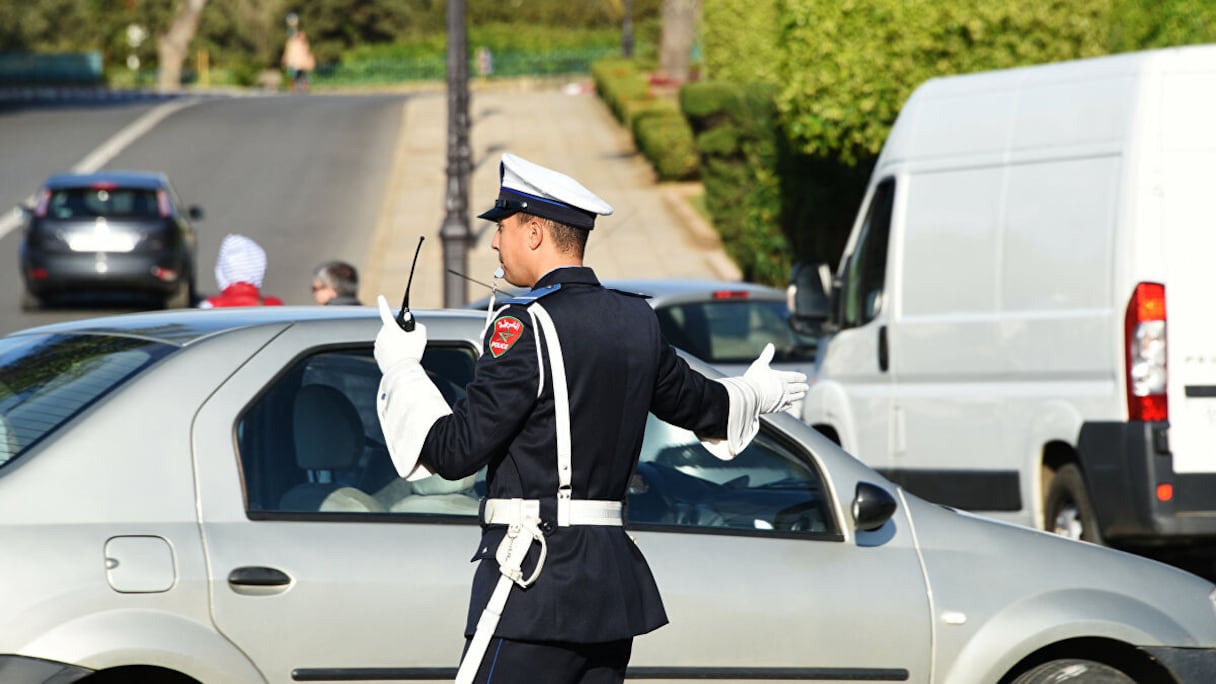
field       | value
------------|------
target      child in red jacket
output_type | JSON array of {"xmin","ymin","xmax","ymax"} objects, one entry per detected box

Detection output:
[{"xmin": 199, "ymin": 234, "xmax": 284, "ymax": 308}]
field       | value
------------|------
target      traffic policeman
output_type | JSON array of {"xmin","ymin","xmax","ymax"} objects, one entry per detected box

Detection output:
[{"xmin": 374, "ymin": 153, "xmax": 807, "ymax": 684}]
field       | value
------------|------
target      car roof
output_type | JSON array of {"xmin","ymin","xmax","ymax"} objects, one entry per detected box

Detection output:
[
  {"xmin": 602, "ymin": 278, "xmax": 787, "ymax": 302},
  {"xmin": 4, "ymin": 306, "xmax": 485, "ymax": 347},
  {"xmin": 42, "ymin": 170, "xmax": 172, "ymax": 190},
  {"xmin": 468, "ymin": 278, "xmax": 789, "ymax": 309}
]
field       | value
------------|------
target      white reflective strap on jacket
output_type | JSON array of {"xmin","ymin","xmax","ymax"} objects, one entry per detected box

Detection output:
[{"xmin": 529, "ymin": 303, "xmax": 575, "ymax": 525}]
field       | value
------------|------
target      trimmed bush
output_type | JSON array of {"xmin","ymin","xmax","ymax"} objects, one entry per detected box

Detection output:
[{"xmin": 632, "ymin": 104, "xmax": 699, "ymax": 181}]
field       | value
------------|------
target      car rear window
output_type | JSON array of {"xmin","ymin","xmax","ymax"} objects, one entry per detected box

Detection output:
[
  {"xmin": 47, "ymin": 187, "xmax": 161, "ymax": 220},
  {"xmin": 0, "ymin": 334, "xmax": 175, "ymax": 468},
  {"xmin": 656, "ymin": 300, "xmax": 818, "ymax": 365}
]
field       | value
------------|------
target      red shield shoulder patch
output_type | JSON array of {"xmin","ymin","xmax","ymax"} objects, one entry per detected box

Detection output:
[{"xmin": 489, "ymin": 315, "xmax": 525, "ymax": 358}]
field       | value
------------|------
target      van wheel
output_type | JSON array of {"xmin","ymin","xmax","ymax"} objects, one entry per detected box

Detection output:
[
  {"xmin": 1044, "ymin": 464, "xmax": 1103, "ymax": 544},
  {"xmin": 1010, "ymin": 659, "xmax": 1133, "ymax": 684}
]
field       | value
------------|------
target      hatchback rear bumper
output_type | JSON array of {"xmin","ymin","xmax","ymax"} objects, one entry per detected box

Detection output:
[{"xmin": 22, "ymin": 250, "xmax": 185, "ymax": 296}]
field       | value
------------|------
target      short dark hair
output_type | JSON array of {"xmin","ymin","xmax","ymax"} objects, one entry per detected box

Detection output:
[
  {"xmin": 520, "ymin": 212, "xmax": 587, "ymax": 257},
  {"xmin": 313, "ymin": 260, "xmax": 359, "ymax": 296}
]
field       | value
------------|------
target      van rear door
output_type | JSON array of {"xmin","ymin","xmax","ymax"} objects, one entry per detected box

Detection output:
[{"xmin": 1157, "ymin": 69, "xmax": 1216, "ymax": 476}]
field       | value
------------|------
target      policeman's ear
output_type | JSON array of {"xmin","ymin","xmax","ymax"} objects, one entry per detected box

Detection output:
[{"xmin": 526, "ymin": 216, "xmax": 544, "ymax": 250}]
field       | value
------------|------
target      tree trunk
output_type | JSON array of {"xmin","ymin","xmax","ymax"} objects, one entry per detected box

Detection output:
[
  {"xmin": 156, "ymin": 0, "xmax": 208, "ymax": 93},
  {"xmin": 658, "ymin": 0, "xmax": 699, "ymax": 84}
]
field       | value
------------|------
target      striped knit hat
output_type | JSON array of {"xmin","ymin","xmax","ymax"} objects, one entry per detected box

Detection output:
[{"xmin": 215, "ymin": 234, "xmax": 267, "ymax": 290}]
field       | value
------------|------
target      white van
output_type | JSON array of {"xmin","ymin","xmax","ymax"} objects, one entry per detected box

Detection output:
[{"xmin": 794, "ymin": 44, "xmax": 1216, "ymax": 551}]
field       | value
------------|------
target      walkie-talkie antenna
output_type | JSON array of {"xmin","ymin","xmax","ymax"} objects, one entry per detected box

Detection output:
[{"xmin": 396, "ymin": 236, "xmax": 425, "ymax": 331}]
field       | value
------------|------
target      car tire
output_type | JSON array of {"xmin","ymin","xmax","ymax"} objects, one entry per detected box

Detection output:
[
  {"xmin": 1010, "ymin": 659, "xmax": 1134, "ymax": 684},
  {"xmin": 164, "ymin": 279, "xmax": 191, "ymax": 309},
  {"xmin": 1044, "ymin": 463, "xmax": 1104, "ymax": 544},
  {"xmin": 20, "ymin": 290, "xmax": 41, "ymax": 312}
]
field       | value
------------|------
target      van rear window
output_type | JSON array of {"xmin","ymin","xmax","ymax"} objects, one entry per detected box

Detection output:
[{"xmin": 0, "ymin": 334, "xmax": 175, "ymax": 468}]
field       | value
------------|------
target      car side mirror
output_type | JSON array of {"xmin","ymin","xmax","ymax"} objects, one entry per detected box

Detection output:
[
  {"xmin": 188, "ymin": 206, "xmax": 204, "ymax": 221},
  {"xmin": 852, "ymin": 481, "xmax": 896, "ymax": 532},
  {"xmin": 788, "ymin": 261, "xmax": 832, "ymax": 336}
]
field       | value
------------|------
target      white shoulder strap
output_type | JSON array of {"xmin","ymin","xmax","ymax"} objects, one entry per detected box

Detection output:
[{"xmin": 528, "ymin": 303, "xmax": 573, "ymax": 527}]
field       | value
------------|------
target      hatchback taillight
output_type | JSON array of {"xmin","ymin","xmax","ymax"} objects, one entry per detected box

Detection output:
[
  {"xmin": 33, "ymin": 189, "xmax": 50, "ymax": 218},
  {"xmin": 1125, "ymin": 282, "xmax": 1167, "ymax": 422},
  {"xmin": 156, "ymin": 190, "xmax": 172, "ymax": 218}
]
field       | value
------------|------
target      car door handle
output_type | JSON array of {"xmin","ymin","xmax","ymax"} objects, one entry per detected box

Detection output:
[
  {"xmin": 878, "ymin": 325, "xmax": 889, "ymax": 373},
  {"xmin": 228, "ymin": 566, "xmax": 291, "ymax": 587}
]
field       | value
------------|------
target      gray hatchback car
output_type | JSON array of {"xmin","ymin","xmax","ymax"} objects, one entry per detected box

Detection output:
[
  {"xmin": 0, "ymin": 307, "xmax": 1214, "ymax": 684},
  {"xmin": 17, "ymin": 170, "xmax": 202, "ymax": 310}
]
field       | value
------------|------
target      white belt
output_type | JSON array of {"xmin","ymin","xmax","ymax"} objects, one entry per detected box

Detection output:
[{"xmin": 482, "ymin": 497, "xmax": 624, "ymax": 527}]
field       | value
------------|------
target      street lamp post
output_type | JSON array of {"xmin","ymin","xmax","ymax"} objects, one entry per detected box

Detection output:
[{"xmin": 440, "ymin": 0, "xmax": 472, "ymax": 307}]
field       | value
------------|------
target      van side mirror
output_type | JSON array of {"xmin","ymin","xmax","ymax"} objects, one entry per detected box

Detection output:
[
  {"xmin": 788, "ymin": 261, "xmax": 832, "ymax": 336},
  {"xmin": 852, "ymin": 481, "xmax": 896, "ymax": 532}
]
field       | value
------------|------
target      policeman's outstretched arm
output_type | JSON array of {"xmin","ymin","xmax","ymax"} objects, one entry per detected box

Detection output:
[
  {"xmin": 374, "ymin": 295, "xmax": 452, "ymax": 480},
  {"xmin": 702, "ymin": 343, "xmax": 808, "ymax": 460}
]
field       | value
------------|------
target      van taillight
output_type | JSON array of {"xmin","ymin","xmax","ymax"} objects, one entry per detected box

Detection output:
[
  {"xmin": 1124, "ymin": 282, "xmax": 1167, "ymax": 422},
  {"xmin": 33, "ymin": 189, "xmax": 50, "ymax": 218}
]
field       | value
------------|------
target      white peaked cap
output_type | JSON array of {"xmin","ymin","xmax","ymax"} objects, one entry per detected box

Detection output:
[
  {"xmin": 477, "ymin": 152, "xmax": 613, "ymax": 229},
  {"xmin": 215, "ymin": 233, "xmax": 268, "ymax": 290}
]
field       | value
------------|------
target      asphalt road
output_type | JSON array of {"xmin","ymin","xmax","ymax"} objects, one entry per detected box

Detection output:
[{"xmin": 0, "ymin": 92, "xmax": 405, "ymax": 334}]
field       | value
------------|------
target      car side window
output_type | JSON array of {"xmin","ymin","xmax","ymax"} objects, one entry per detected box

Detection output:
[
  {"xmin": 236, "ymin": 344, "xmax": 483, "ymax": 519},
  {"xmin": 628, "ymin": 415, "xmax": 839, "ymax": 538}
]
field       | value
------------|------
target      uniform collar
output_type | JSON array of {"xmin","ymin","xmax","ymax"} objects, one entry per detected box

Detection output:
[{"xmin": 532, "ymin": 266, "xmax": 599, "ymax": 290}]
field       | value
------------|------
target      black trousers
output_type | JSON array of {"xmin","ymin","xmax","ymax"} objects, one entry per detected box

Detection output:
[{"xmin": 462, "ymin": 637, "xmax": 632, "ymax": 684}]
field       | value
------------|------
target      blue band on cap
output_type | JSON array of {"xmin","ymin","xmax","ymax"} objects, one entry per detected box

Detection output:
[{"xmin": 495, "ymin": 188, "xmax": 597, "ymax": 230}]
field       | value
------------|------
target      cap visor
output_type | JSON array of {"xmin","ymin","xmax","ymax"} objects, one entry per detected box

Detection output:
[{"xmin": 477, "ymin": 206, "xmax": 515, "ymax": 222}]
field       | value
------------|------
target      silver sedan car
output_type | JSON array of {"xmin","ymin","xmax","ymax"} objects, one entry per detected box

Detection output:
[{"xmin": 0, "ymin": 307, "xmax": 1214, "ymax": 684}]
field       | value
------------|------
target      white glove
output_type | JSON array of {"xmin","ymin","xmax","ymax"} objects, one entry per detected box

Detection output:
[
  {"xmin": 701, "ymin": 344, "xmax": 808, "ymax": 461},
  {"xmin": 742, "ymin": 343, "xmax": 809, "ymax": 413},
  {"xmin": 375, "ymin": 295, "xmax": 427, "ymax": 374}
]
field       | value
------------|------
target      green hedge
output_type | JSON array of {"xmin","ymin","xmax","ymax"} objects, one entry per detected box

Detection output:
[
  {"xmin": 681, "ymin": 80, "xmax": 789, "ymax": 284},
  {"xmin": 632, "ymin": 102, "xmax": 699, "ymax": 181},
  {"xmin": 592, "ymin": 57, "xmax": 700, "ymax": 185}
]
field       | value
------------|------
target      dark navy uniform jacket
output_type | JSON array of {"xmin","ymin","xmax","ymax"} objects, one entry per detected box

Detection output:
[{"xmin": 419, "ymin": 266, "xmax": 731, "ymax": 643}]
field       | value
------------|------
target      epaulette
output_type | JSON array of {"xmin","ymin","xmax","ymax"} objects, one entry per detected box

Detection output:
[
  {"xmin": 606, "ymin": 287, "xmax": 652, "ymax": 300},
  {"xmin": 500, "ymin": 283, "xmax": 562, "ymax": 306}
]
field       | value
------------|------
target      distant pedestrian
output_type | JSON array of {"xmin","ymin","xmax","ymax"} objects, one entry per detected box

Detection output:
[
  {"xmin": 281, "ymin": 30, "xmax": 316, "ymax": 93},
  {"xmin": 312, "ymin": 260, "xmax": 361, "ymax": 305},
  {"xmin": 200, "ymin": 234, "xmax": 284, "ymax": 308}
]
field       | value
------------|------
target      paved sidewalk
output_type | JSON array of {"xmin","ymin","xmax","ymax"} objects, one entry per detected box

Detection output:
[{"xmin": 361, "ymin": 80, "xmax": 740, "ymax": 309}]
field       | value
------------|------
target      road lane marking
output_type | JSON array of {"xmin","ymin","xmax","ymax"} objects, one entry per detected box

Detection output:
[{"xmin": 0, "ymin": 98, "xmax": 199, "ymax": 241}]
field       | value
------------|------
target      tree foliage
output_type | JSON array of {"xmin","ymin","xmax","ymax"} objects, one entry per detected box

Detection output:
[{"xmin": 776, "ymin": 0, "xmax": 1111, "ymax": 165}]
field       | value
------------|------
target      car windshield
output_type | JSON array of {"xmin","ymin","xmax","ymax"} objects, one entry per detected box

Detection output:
[
  {"xmin": 47, "ymin": 187, "xmax": 161, "ymax": 220},
  {"xmin": 0, "ymin": 334, "xmax": 176, "ymax": 468},
  {"xmin": 655, "ymin": 299, "xmax": 818, "ymax": 364}
]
